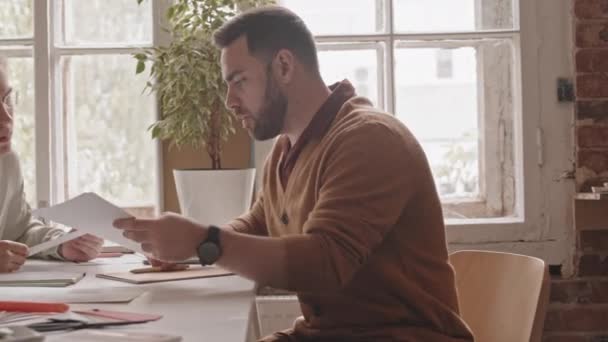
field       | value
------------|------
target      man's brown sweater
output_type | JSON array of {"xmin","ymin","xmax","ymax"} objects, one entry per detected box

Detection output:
[{"xmin": 229, "ymin": 81, "xmax": 473, "ymax": 341}]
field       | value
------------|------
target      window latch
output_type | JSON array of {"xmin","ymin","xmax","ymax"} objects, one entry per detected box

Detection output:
[{"xmin": 557, "ymin": 78, "xmax": 574, "ymax": 103}]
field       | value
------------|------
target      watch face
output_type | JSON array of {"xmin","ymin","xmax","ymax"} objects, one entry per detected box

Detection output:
[{"xmin": 199, "ymin": 242, "xmax": 221, "ymax": 264}]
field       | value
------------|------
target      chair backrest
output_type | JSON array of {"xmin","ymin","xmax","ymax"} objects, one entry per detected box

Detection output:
[{"xmin": 449, "ymin": 250, "xmax": 550, "ymax": 342}]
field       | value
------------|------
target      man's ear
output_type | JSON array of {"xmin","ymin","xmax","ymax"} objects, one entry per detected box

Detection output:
[{"xmin": 273, "ymin": 49, "xmax": 295, "ymax": 84}]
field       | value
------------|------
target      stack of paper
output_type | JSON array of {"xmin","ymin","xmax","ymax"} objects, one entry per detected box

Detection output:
[
  {"xmin": 0, "ymin": 272, "xmax": 85, "ymax": 287},
  {"xmin": 0, "ymin": 312, "xmax": 57, "ymax": 325}
]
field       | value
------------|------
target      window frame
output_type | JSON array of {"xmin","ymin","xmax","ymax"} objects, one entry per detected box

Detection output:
[
  {"xmin": 254, "ymin": 0, "xmax": 575, "ymax": 273},
  {"xmin": 11, "ymin": 0, "xmax": 165, "ymax": 212}
]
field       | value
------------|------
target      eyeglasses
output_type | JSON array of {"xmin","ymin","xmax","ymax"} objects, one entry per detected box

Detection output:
[{"xmin": 2, "ymin": 88, "xmax": 14, "ymax": 109}]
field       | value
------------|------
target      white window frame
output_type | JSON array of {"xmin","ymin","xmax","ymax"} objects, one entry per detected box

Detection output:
[
  {"xmin": 0, "ymin": 0, "xmax": 165, "ymax": 211},
  {"xmin": 256, "ymin": 0, "xmax": 575, "ymax": 273},
  {"xmin": 0, "ymin": 0, "xmax": 166, "ymax": 212}
]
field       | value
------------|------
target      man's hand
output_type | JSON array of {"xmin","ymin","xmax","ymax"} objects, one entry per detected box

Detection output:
[
  {"xmin": 59, "ymin": 234, "xmax": 103, "ymax": 262},
  {"xmin": 0, "ymin": 240, "xmax": 28, "ymax": 273},
  {"xmin": 114, "ymin": 212, "xmax": 206, "ymax": 262}
]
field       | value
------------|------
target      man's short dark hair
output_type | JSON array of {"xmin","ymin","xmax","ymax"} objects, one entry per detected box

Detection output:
[{"xmin": 213, "ymin": 6, "xmax": 319, "ymax": 73}]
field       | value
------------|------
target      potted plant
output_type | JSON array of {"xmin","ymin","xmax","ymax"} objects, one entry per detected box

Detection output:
[{"xmin": 134, "ymin": 0, "xmax": 270, "ymax": 225}]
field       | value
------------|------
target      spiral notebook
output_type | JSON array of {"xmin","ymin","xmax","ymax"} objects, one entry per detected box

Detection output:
[{"xmin": 0, "ymin": 271, "xmax": 85, "ymax": 287}]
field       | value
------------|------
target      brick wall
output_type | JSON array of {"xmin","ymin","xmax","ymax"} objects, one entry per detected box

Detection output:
[{"xmin": 543, "ymin": 1, "xmax": 608, "ymax": 340}]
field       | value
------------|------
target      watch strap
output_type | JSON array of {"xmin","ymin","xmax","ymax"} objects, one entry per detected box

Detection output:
[{"xmin": 206, "ymin": 225, "xmax": 221, "ymax": 244}]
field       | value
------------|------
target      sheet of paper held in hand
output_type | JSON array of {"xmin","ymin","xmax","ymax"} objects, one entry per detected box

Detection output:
[{"xmin": 30, "ymin": 192, "xmax": 143, "ymax": 256}]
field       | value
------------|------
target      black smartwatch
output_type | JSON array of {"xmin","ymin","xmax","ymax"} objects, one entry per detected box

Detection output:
[{"xmin": 197, "ymin": 225, "xmax": 222, "ymax": 266}]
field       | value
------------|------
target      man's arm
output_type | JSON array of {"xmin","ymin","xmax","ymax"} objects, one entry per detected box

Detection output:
[{"xmin": 216, "ymin": 229, "xmax": 289, "ymax": 288}]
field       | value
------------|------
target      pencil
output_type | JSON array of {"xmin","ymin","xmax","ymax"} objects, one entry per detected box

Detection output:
[{"xmin": 129, "ymin": 264, "xmax": 190, "ymax": 274}]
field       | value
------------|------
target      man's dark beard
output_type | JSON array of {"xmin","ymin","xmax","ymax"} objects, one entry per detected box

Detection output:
[{"xmin": 252, "ymin": 70, "xmax": 287, "ymax": 141}]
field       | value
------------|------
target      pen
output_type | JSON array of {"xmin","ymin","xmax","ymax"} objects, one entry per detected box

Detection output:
[
  {"xmin": 129, "ymin": 264, "xmax": 190, "ymax": 274},
  {"xmin": 0, "ymin": 301, "xmax": 69, "ymax": 313}
]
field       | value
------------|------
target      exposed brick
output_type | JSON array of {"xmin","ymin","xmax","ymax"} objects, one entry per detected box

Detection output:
[
  {"xmin": 579, "ymin": 177, "xmax": 608, "ymax": 192},
  {"xmin": 575, "ymin": 0, "xmax": 608, "ymax": 18},
  {"xmin": 581, "ymin": 231, "xmax": 608, "ymax": 252},
  {"xmin": 551, "ymin": 278, "xmax": 608, "ymax": 303},
  {"xmin": 576, "ymin": 49, "xmax": 608, "ymax": 72},
  {"xmin": 578, "ymin": 100, "xmax": 608, "ymax": 121},
  {"xmin": 577, "ymin": 74, "xmax": 608, "ymax": 98},
  {"xmin": 578, "ymin": 149, "xmax": 608, "ymax": 174},
  {"xmin": 578, "ymin": 50, "xmax": 596, "ymax": 72},
  {"xmin": 545, "ymin": 304, "xmax": 608, "ymax": 331},
  {"xmin": 577, "ymin": 22, "xmax": 608, "ymax": 48},
  {"xmin": 579, "ymin": 255, "xmax": 608, "ymax": 276},
  {"xmin": 579, "ymin": 126, "xmax": 608, "ymax": 147},
  {"xmin": 576, "ymin": 198, "xmax": 608, "ymax": 230}
]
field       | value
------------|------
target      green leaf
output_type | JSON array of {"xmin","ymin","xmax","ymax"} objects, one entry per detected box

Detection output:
[
  {"xmin": 167, "ymin": 6, "xmax": 176, "ymax": 20},
  {"xmin": 137, "ymin": 0, "xmax": 145, "ymax": 4},
  {"xmin": 136, "ymin": 60, "xmax": 146, "ymax": 74},
  {"xmin": 134, "ymin": 53, "xmax": 147, "ymax": 61}
]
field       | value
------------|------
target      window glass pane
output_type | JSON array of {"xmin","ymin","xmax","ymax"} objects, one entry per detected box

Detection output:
[
  {"xmin": 63, "ymin": 54, "xmax": 156, "ymax": 207},
  {"xmin": 395, "ymin": 46, "xmax": 479, "ymax": 199},
  {"xmin": 0, "ymin": 0, "xmax": 33, "ymax": 38},
  {"xmin": 4, "ymin": 57, "xmax": 35, "ymax": 204},
  {"xmin": 280, "ymin": 0, "xmax": 385, "ymax": 35},
  {"xmin": 62, "ymin": 0, "xmax": 152, "ymax": 45},
  {"xmin": 318, "ymin": 48, "xmax": 379, "ymax": 108},
  {"xmin": 395, "ymin": 40, "xmax": 517, "ymax": 220},
  {"xmin": 393, "ymin": 0, "xmax": 515, "ymax": 33}
]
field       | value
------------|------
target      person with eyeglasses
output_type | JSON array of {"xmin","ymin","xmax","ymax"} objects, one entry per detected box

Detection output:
[{"xmin": 0, "ymin": 56, "xmax": 103, "ymax": 273}]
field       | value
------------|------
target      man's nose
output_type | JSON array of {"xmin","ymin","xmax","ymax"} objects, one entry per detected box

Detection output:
[{"xmin": 224, "ymin": 88, "xmax": 239, "ymax": 112}]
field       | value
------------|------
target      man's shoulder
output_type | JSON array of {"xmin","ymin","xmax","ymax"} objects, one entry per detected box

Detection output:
[{"xmin": 332, "ymin": 98, "xmax": 416, "ymax": 145}]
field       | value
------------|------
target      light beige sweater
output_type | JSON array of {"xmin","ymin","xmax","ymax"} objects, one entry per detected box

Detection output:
[
  {"xmin": 0, "ymin": 152, "xmax": 64, "ymax": 259},
  {"xmin": 230, "ymin": 92, "xmax": 474, "ymax": 341}
]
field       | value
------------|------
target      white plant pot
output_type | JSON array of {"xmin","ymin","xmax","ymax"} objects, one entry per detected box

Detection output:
[{"xmin": 173, "ymin": 168, "xmax": 256, "ymax": 226}]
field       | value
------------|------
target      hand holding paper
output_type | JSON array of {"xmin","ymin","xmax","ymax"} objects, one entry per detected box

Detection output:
[
  {"xmin": 113, "ymin": 212, "xmax": 206, "ymax": 262},
  {"xmin": 32, "ymin": 193, "xmax": 145, "ymax": 256},
  {"xmin": 0, "ymin": 240, "xmax": 28, "ymax": 272},
  {"xmin": 58, "ymin": 233, "xmax": 104, "ymax": 262}
]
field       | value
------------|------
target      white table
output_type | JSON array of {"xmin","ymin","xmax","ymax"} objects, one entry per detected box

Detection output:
[{"xmin": 3, "ymin": 255, "xmax": 256, "ymax": 341}]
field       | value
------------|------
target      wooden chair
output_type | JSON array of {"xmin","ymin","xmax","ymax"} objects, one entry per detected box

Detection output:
[{"xmin": 449, "ymin": 250, "xmax": 550, "ymax": 342}]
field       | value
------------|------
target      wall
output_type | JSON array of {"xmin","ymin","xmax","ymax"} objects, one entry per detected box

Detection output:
[{"xmin": 544, "ymin": 0, "xmax": 608, "ymax": 340}]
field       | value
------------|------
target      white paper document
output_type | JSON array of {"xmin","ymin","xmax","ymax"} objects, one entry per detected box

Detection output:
[{"xmin": 31, "ymin": 192, "xmax": 145, "ymax": 255}]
